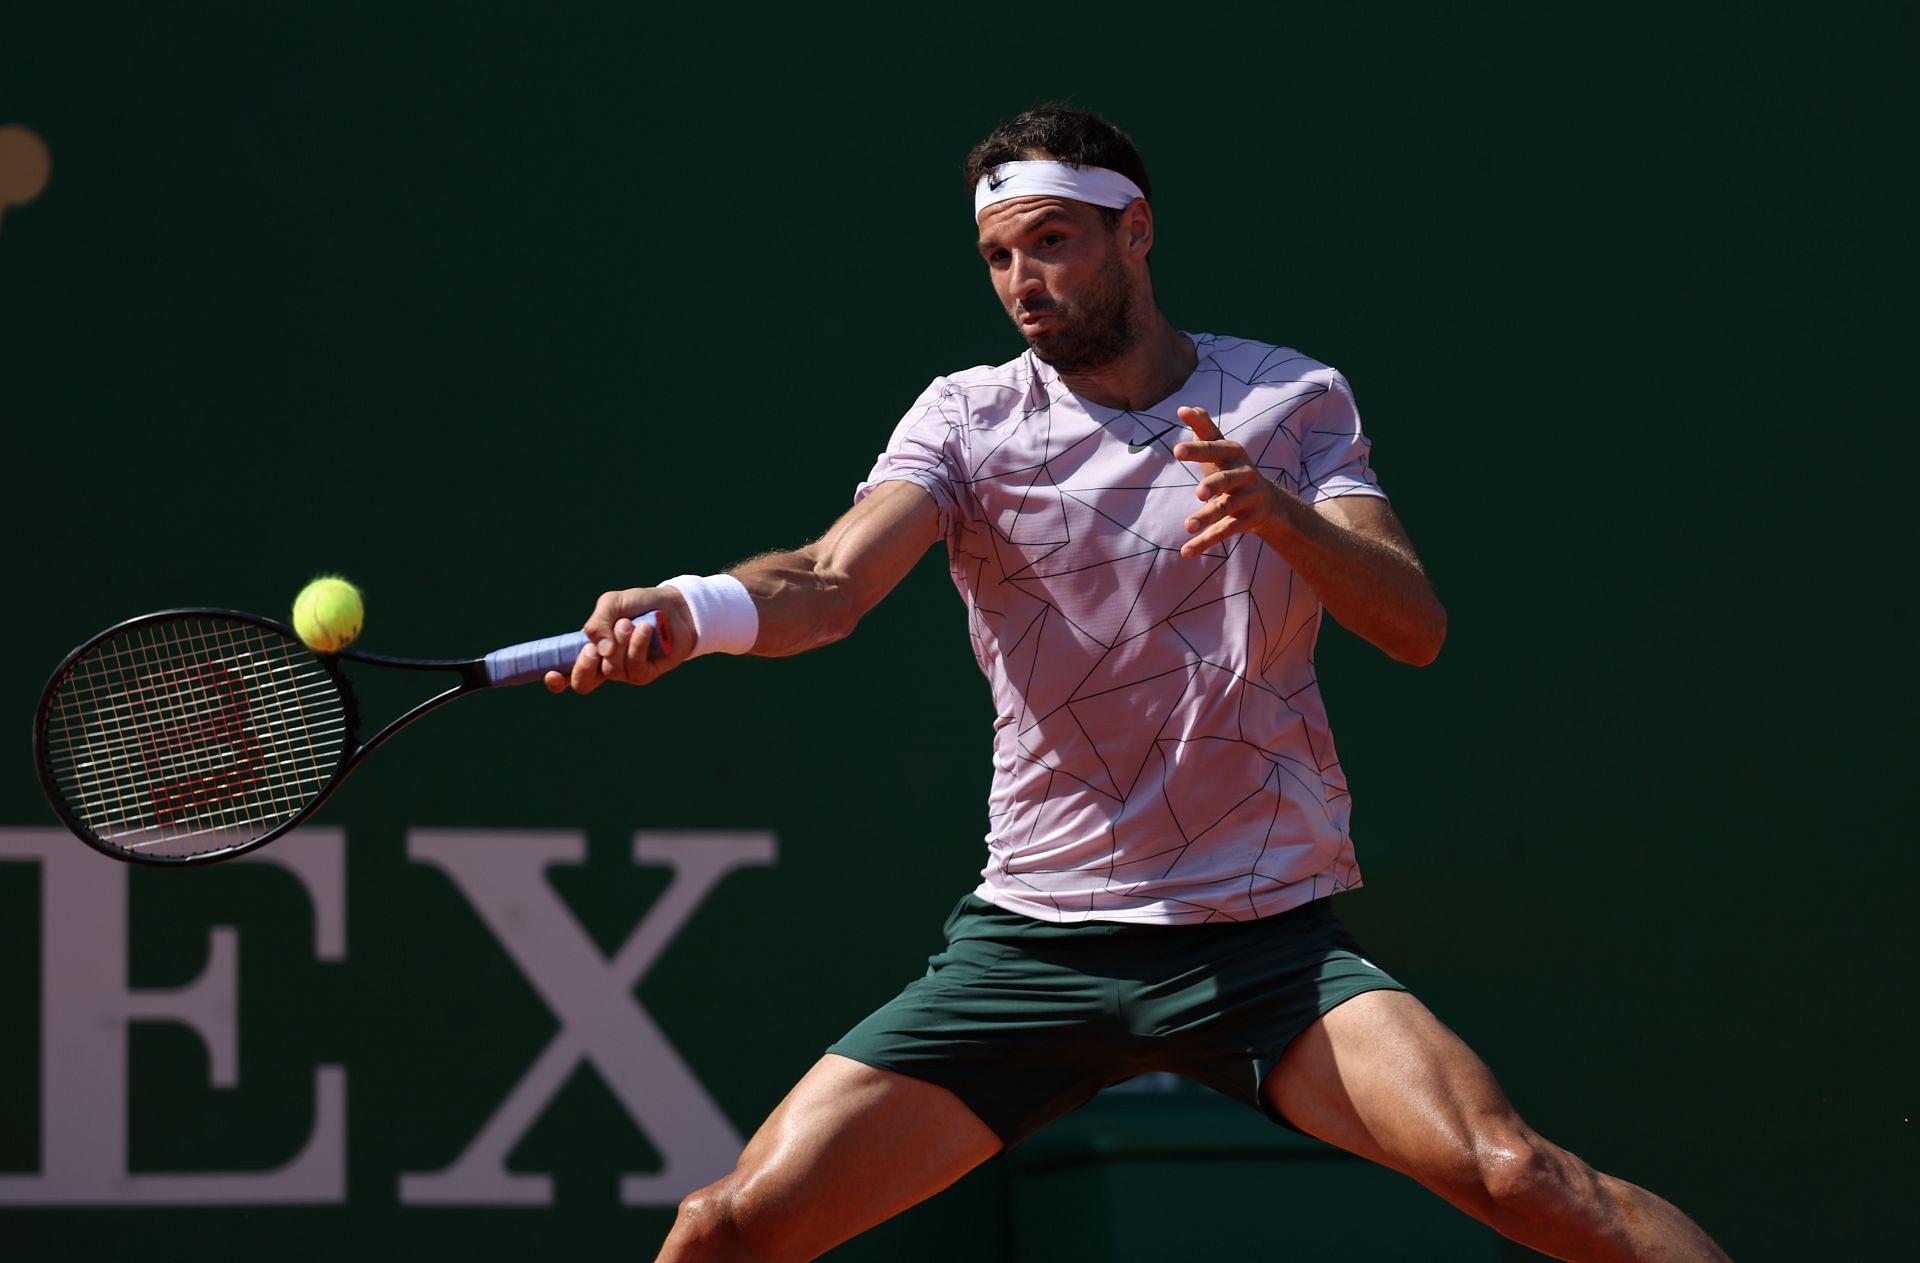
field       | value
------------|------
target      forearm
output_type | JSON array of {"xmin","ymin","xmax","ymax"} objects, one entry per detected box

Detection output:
[
  {"xmin": 547, "ymin": 482, "xmax": 937, "ymax": 694},
  {"xmin": 1260, "ymin": 496, "xmax": 1447, "ymax": 666},
  {"xmin": 725, "ymin": 480, "xmax": 940, "ymax": 658},
  {"xmin": 727, "ymin": 545, "xmax": 867, "ymax": 657}
]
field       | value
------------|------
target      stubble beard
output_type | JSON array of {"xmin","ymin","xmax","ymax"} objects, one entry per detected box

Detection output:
[{"xmin": 1017, "ymin": 247, "xmax": 1140, "ymax": 375}]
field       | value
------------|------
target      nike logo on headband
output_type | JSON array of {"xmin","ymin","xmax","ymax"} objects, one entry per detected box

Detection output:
[{"xmin": 974, "ymin": 160, "xmax": 1146, "ymax": 223}]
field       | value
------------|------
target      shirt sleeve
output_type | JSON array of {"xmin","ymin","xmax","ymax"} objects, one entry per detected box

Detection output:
[
  {"xmin": 854, "ymin": 376, "xmax": 965, "ymax": 537},
  {"xmin": 1299, "ymin": 370, "xmax": 1387, "ymax": 503}
]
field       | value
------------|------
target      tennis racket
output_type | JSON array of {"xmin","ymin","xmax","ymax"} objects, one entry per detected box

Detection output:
[{"xmin": 33, "ymin": 607, "xmax": 664, "ymax": 867}]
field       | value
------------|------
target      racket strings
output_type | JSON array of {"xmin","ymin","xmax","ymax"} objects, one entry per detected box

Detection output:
[
  {"xmin": 60, "ymin": 619, "xmax": 338, "ymax": 851},
  {"xmin": 41, "ymin": 615, "xmax": 348, "ymax": 859}
]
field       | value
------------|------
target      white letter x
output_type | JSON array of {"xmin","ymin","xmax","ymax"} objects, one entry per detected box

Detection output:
[{"xmin": 399, "ymin": 829, "xmax": 775, "ymax": 1206}]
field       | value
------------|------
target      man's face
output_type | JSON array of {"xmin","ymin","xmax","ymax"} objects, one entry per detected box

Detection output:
[{"xmin": 976, "ymin": 196, "xmax": 1138, "ymax": 374}]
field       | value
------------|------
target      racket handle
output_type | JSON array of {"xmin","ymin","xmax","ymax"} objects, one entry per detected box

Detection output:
[{"xmin": 484, "ymin": 613, "xmax": 664, "ymax": 687}]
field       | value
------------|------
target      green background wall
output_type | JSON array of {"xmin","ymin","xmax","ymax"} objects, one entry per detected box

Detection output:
[{"xmin": 2, "ymin": 5, "xmax": 1909, "ymax": 1259}]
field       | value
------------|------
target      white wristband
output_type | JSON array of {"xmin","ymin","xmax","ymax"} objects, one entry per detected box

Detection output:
[{"xmin": 660, "ymin": 573, "xmax": 759, "ymax": 657}]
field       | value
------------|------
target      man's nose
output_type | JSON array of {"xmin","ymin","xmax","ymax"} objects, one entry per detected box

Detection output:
[{"xmin": 1009, "ymin": 252, "xmax": 1045, "ymax": 300}]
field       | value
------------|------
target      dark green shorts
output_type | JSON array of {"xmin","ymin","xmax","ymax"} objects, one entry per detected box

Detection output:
[{"xmin": 827, "ymin": 894, "xmax": 1407, "ymax": 1147}]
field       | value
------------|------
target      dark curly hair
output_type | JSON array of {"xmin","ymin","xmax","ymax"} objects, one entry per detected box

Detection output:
[{"xmin": 963, "ymin": 104, "xmax": 1152, "ymax": 230}]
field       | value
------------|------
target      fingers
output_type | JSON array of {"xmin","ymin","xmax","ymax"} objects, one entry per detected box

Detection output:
[
  {"xmin": 1181, "ymin": 485, "xmax": 1264, "ymax": 555},
  {"xmin": 568, "ymin": 638, "xmax": 607, "ymax": 695},
  {"xmin": 1184, "ymin": 489, "xmax": 1238, "ymax": 534},
  {"xmin": 582, "ymin": 589, "xmax": 636, "ymax": 655},
  {"xmin": 603, "ymin": 614, "xmax": 662, "ymax": 685},
  {"xmin": 1193, "ymin": 465, "xmax": 1257, "ymax": 502},
  {"xmin": 593, "ymin": 614, "xmax": 657, "ymax": 688},
  {"xmin": 1173, "ymin": 408, "xmax": 1250, "ymax": 473},
  {"xmin": 552, "ymin": 586, "xmax": 693, "ymax": 696},
  {"xmin": 1181, "ymin": 469, "xmax": 1259, "ymax": 549},
  {"xmin": 627, "ymin": 611, "xmax": 672, "ymax": 664},
  {"xmin": 1179, "ymin": 459, "xmax": 1298, "ymax": 559},
  {"xmin": 1181, "ymin": 515, "xmax": 1246, "ymax": 559},
  {"xmin": 1177, "ymin": 405, "xmax": 1222, "ymax": 442},
  {"xmin": 1168, "ymin": 409, "xmax": 1303, "ymax": 561},
  {"xmin": 1175, "ymin": 438, "xmax": 1250, "ymax": 467}
]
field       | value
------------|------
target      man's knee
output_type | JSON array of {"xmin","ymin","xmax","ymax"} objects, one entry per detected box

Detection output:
[
  {"xmin": 665, "ymin": 1177, "xmax": 765, "ymax": 1262},
  {"xmin": 1439, "ymin": 1129, "xmax": 1599, "ymax": 1229}
]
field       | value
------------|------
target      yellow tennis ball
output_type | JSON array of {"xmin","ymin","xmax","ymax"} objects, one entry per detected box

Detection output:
[{"xmin": 292, "ymin": 576, "xmax": 363, "ymax": 652}]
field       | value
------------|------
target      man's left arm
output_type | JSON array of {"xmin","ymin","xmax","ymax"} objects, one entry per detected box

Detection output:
[{"xmin": 1173, "ymin": 405, "xmax": 1447, "ymax": 667}]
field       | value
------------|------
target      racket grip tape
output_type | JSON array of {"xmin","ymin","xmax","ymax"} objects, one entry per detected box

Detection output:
[{"xmin": 484, "ymin": 612, "xmax": 665, "ymax": 687}]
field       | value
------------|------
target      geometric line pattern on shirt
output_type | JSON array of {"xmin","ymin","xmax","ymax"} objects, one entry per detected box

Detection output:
[{"xmin": 873, "ymin": 334, "xmax": 1383, "ymax": 923}]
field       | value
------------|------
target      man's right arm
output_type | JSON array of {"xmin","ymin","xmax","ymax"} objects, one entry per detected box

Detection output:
[{"xmin": 545, "ymin": 479, "xmax": 941, "ymax": 694}]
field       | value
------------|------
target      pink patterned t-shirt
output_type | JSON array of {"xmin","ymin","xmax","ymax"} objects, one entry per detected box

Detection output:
[{"xmin": 857, "ymin": 334, "xmax": 1387, "ymax": 925}]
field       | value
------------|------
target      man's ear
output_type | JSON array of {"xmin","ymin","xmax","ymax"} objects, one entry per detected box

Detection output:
[{"xmin": 1119, "ymin": 198, "xmax": 1154, "ymax": 262}]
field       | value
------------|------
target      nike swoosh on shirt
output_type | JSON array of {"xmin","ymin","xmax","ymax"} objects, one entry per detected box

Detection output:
[{"xmin": 1127, "ymin": 425, "xmax": 1179, "ymax": 453}]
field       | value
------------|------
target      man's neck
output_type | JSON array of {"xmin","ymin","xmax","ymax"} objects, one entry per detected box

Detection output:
[{"xmin": 1054, "ymin": 312, "xmax": 1196, "ymax": 412}]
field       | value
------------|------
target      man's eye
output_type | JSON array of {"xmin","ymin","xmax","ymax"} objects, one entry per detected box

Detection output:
[
  {"xmin": 988, "ymin": 250, "xmax": 1010, "ymax": 267},
  {"xmin": 1039, "ymin": 234, "xmax": 1065, "ymax": 248}
]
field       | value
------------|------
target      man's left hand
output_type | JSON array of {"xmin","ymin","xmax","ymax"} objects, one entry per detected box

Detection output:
[{"xmin": 1172, "ymin": 405, "xmax": 1304, "ymax": 560}]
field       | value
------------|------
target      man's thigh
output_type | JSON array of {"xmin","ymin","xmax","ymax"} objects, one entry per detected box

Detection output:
[{"xmin": 1260, "ymin": 989, "xmax": 1532, "ymax": 1176}]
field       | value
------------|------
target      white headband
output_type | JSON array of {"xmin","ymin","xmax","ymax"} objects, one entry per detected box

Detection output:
[{"xmin": 972, "ymin": 160, "xmax": 1145, "ymax": 222}]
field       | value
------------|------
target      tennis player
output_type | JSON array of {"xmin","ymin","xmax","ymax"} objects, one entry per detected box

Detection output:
[{"xmin": 550, "ymin": 106, "xmax": 1729, "ymax": 1263}]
